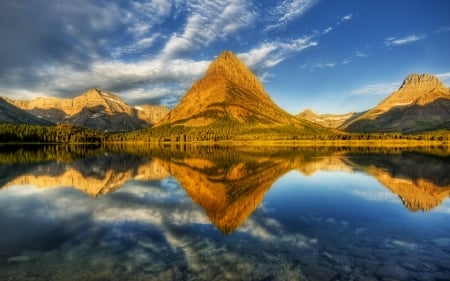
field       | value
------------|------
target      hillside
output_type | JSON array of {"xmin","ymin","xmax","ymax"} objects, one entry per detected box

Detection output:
[
  {"xmin": 5, "ymin": 89, "xmax": 169, "ymax": 132},
  {"xmin": 341, "ymin": 73, "xmax": 450, "ymax": 133},
  {"xmin": 0, "ymin": 97, "xmax": 53, "ymax": 126},
  {"xmin": 296, "ymin": 108, "xmax": 357, "ymax": 128}
]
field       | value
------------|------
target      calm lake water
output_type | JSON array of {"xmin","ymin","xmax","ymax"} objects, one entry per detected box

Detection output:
[{"xmin": 0, "ymin": 144, "xmax": 449, "ymax": 281}]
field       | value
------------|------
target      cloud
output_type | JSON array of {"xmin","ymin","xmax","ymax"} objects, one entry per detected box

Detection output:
[
  {"xmin": 265, "ymin": 0, "xmax": 318, "ymax": 31},
  {"xmin": 355, "ymin": 51, "xmax": 368, "ymax": 58},
  {"xmin": 435, "ymin": 72, "xmax": 450, "ymax": 84},
  {"xmin": 341, "ymin": 58, "xmax": 351, "ymax": 65},
  {"xmin": 0, "ymin": 56, "xmax": 211, "ymax": 105},
  {"xmin": 340, "ymin": 14, "xmax": 352, "ymax": 22},
  {"xmin": 161, "ymin": 0, "xmax": 256, "ymax": 58},
  {"xmin": 435, "ymin": 25, "xmax": 450, "ymax": 34},
  {"xmin": 238, "ymin": 37, "xmax": 318, "ymax": 73},
  {"xmin": 0, "ymin": 0, "xmax": 125, "ymax": 74},
  {"xmin": 351, "ymin": 82, "xmax": 400, "ymax": 96},
  {"xmin": 323, "ymin": 27, "xmax": 333, "ymax": 34},
  {"xmin": 384, "ymin": 35, "xmax": 425, "ymax": 47},
  {"xmin": 351, "ymin": 71, "xmax": 450, "ymax": 97}
]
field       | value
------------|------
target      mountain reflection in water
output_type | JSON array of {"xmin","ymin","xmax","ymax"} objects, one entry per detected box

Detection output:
[{"xmin": 1, "ymin": 145, "xmax": 449, "ymax": 233}]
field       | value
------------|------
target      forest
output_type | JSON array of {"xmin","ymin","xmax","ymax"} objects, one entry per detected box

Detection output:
[{"xmin": 0, "ymin": 123, "xmax": 448, "ymax": 145}]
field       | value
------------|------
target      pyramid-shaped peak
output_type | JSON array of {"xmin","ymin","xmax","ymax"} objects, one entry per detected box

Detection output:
[
  {"xmin": 399, "ymin": 73, "xmax": 445, "ymax": 90},
  {"xmin": 205, "ymin": 50, "xmax": 252, "ymax": 78}
]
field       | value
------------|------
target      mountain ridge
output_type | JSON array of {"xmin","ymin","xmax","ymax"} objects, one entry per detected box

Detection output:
[
  {"xmin": 5, "ymin": 89, "xmax": 169, "ymax": 132},
  {"xmin": 340, "ymin": 73, "xmax": 450, "ymax": 133},
  {"xmin": 296, "ymin": 108, "xmax": 357, "ymax": 128},
  {"xmin": 0, "ymin": 97, "xmax": 54, "ymax": 126}
]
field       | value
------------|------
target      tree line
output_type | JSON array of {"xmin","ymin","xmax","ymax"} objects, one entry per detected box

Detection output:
[
  {"xmin": 0, "ymin": 123, "xmax": 448, "ymax": 144},
  {"xmin": 0, "ymin": 124, "xmax": 104, "ymax": 143}
]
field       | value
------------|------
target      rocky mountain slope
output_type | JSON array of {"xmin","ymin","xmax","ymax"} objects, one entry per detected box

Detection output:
[
  {"xmin": 5, "ymin": 89, "xmax": 169, "ymax": 132},
  {"xmin": 155, "ymin": 51, "xmax": 324, "ymax": 133},
  {"xmin": 341, "ymin": 73, "xmax": 450, "ymax": 133},
  {"xmin": 0, "ymin": 97, "xmax": 53, "ymax": 125},
  {"xmin": 296, "ymin": 108, "xmax": 357, "ymax": 128}
]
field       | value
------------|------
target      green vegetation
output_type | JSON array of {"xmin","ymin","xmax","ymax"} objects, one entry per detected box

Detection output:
[
  {"xmin": 106, "ymin": 117, "xmax": 331, "ymax": 142},
  {"xmin": 0, "ymin": 122, "xmax": 448, "ymax": 148},
  {"xmin": 0, "ymin": 124, "xmax": 104, "ymax": 143}
]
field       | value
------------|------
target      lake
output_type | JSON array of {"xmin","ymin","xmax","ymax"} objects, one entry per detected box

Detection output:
[{"xmin": 0, "ymin": 144, "xmax": 449, "ymax": 281}]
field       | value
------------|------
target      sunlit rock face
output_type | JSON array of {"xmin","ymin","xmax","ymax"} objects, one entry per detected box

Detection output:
[
  {"xmin": 296, "ymin": 108, "xmax": 356, "ymax": 129},
  {"xmin": 5, "ymin": 89, "xmax": 169, "ymax": 132},
  {"xmin": 155, "ymin": 51, "xmax": 305, "ymax": 128},
  {"xmin": 341, "ymin": 73, "xmax": 450, "ymax": 133},
  {"xmin": 134, "ymin": 104, "xmax": 170, "ymax": 127}
]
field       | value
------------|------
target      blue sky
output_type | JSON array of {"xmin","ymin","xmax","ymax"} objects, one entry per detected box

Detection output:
[{"xmin": 1, "ymin": 0, "xmax": 449, "ymax": 114}]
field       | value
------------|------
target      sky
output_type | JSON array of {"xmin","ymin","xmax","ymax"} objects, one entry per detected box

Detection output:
[{"xmin": 1, "ymin": 0, "xmax": 449, "ymax": 114}]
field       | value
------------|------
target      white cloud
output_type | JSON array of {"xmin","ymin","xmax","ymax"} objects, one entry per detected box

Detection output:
[
  {"xmin": 355, "ymin": 50, "xmax": 368, "ymax": 58},
  {"xmin": 112, "ymin": 34, "xmax": 161, "ymax": 57},
  {"xmin": 301, "ymin": 58, "xmax": 356, "ymax": 71},
  {"xmin": 161, "ymin": 0, "xmax": 256, "ymax": 58},
  {"xmin": 238, "ymin": 37, "xmax": 318, "ymax": 72},
  {"xmin": 0, "ymin": 56, "xmax": 211, "ymax": 104},
  {"xmin": 435, "ymin": 25, "xmax": 450, "ymax": 33},
  {"xmin": 323, "ymin": 27, "xmax": 333, "ymax": 34},
  {"xmin": 351, "ymin": 82, "xmax": 399, "ymax": 96},
  {"xmin": 341, "ymin": 58, "xmax": 351, "ymax": 65},
  {"xmin": 265, "ymin": 0, "xmax": 317, "ymax": 31},
  {"xmin": 384, "ymin": 35, "xmax": 425, "ymax": 47},
  {"xmin": 435, "ymin": 72, "xmax": 450, "ymax": 84},
  {"xmin": 350, "ymin": 71, "xmax": 450, "ymax": 98},
  {"xmin": 340, "ymin": 13, "xmax": 352, "ymax": 22}
]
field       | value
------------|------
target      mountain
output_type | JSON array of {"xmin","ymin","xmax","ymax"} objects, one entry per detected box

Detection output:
[
  {"xmin": 155, "ymin": 51, "xmax": 324, "ymax": 133},
  {"xmin": 5, "ymin": 88, "xmax": 169, "ymax": 132},
  {"xmin": 341, "ymin": 73, "xmax": 450, "ymax": 133},
  {"xmin": 0, "ymin": 97, "xmax": 53, "ymax": 125},
  {"xmin": 296, "ymin": 108, "xmax": 357, "ymax": 128}
]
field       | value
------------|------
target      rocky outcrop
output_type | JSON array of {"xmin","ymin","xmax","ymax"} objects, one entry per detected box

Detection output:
[
  {"xmin": 156, "ymin": 51, "xmax": 314, "ymax": 129},
  {"xmin": 5, "ymin": 89, "xmax": 169, "ymax": 132},
  {"xmin": 341, "ymin": 73, "xmax": 450, "ymax": 133}
]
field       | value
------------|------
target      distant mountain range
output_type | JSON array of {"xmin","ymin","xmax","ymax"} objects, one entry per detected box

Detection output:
[
  {"xmin": 297, "ymin": 73, "xmax": 450, "ymax": 133},
  {"xmin": 3, "ymin": 89, "xmax": 169, "ymax": 132},
  {"xmin": 1, "ymin": 51, "xmax": 449, "ymax": 135},
  {"xmin": 296, "ymin": 108, "xmax": 357, "ymax": 129}
]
